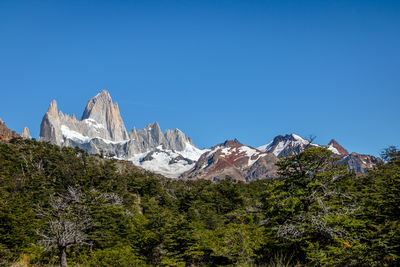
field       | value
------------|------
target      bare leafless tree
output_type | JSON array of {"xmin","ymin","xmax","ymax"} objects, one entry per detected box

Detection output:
[{"xmin": 36, "ymin": 187, "xmax": 93, "ymax": 267}]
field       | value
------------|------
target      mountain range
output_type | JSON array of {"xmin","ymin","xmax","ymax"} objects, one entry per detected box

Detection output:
[
  {"xmin": 38, "ymin": 90, "xmax": 204, "ymax": 178},
  {"xmin": 2, "ymin": 90, "xmax": 381, "ymax": 180}
]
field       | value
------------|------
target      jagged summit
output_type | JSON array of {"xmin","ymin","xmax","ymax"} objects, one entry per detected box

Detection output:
[
  {"xmin": 258, "ymin": 134, "xmax": 351, "ymax": 157},
  {"xmin": 327, "ymin": 139, "xmax": 349, "ymax": 155},
  {"xmin": 47, "ymin": 100, "xmax": 58, "ymax": 117},
  {"xmin": 257, "ymin": 133, "xmax": 316, "ymax": 157},
  {"xmin": 81, "ymin": 90, "xmax": 128, "ymax": 141},
  {"xmin": 81, "ymin": 90, "xmax": 112, "ymax": 120},
  {"xmin": 222, "ymin": 139, "xmax": 241, "ymax": 147},
  {"xmin": 128, "ymin": 121, "xmax": 198, "ymax": 156}
]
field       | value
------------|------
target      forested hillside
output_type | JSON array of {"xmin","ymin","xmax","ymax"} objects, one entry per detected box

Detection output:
[{"xmin": 0, "ymin": 138, "xmax": 398, "ymax": 266}]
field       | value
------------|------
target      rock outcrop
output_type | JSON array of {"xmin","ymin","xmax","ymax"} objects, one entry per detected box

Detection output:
[
  {"xmin": 0, "ymin": 119, "xmax": 19, "ymax": 140},
  {"xmin": 21, "ymin": 127, "xmax": 31, "ymax": 139}
]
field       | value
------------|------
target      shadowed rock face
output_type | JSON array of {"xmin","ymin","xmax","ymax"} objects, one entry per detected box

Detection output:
[
  {"xmin": 339, "ymin": 152, "xmax": 381, "ymax": 174},
  {"xmin": 181, "ymin": 139, "xmax": 279, "ymax": 182}
]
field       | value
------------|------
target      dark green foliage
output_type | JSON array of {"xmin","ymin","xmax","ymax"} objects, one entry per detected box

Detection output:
[
  {"xmin": 358, "ymin": 148, "xmax": 400, "ymax": 265},
  {"xmin": 261, "ymin": 147, "xmax": 370, "ymax": 266},
  {"xmin": 0, "ymin": 138, "xmax": 398, "ymax": 266}
]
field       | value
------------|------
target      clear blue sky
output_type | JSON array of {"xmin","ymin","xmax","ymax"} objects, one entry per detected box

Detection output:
[{"xmin": 1, "ymin": 0, "xmax": 399, "ymax": 156}]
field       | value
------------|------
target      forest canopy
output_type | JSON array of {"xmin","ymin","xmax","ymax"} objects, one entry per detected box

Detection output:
[{"xmin": 0, "ymin": 138, "xmax": 398, "ymax": 266}]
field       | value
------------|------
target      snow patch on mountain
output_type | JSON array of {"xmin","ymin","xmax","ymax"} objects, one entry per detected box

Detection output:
[
  {"xmin": 257, "ymin": 141, "xmax": 272, "ymax": 152},
  {"xmin": 178, "ymin": 142, "xmax": 208, "ymax": 161},
  {"xmin": 238, "ymin": 146, "xmax": 264, "ymax": 166},
  {"xmin": 129, "ymin": 144, "xmax": 208, "ymax": 178},
  {"xmin": 61, "ymin": 125, "xmax": 91, "ymax": 144},
  {"xmin": 292, "ymin": 134, "xmax": 309, "ymax": 145},
  {"xmin": 61, "ymin": 125, "xmax": 129, "ymax": 145},
  {"xmin": 327, "ymin": 145, "xmax": 340, "ymax": 155},
  {"xmin": 83, "ymin": 118, "xmax": 105, "ymax": 130},
  {"xmin": 129, "ymin": 150, "xmax": 192, "ymax": 178},
  {"xmin": 258, "ymin": 133, "xmax": 318, "ymax": 156}
]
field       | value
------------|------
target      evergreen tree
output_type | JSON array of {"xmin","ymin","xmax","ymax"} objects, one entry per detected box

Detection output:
[{"xmin": 261, "ymin": 147, "xmax": 366, "ymax": 265}]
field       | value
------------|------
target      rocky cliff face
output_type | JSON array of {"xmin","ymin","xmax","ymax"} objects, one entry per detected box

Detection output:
[
  {"xmin": 81, "ymin": 90, "xmax": 129, "ymax": 141},
  {"xmin": 38, "ymin": 90, "xmax": 205, "ymax": 177},
  {"xmin": 0, "ymin": 119, "xmax": 19, "ymax": 140},
  {"xmin": 181, "ymin": 139, "xmax": 278, "ymax": 181}
]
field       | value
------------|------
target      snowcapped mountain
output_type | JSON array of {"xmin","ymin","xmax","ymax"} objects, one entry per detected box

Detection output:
[
  {"xmin": 38, "ymin": 90, "xmax": 206, "ymax": 178},
  {"xmin": 257, "ymin": 134, "xmax": 318, "ymax": 157},
  {"xmin": 181, "ymin": 139, "xmax": 278, "ymax": 181},
  {"xmin": 130, "ymin": 143, "xmax": 205, "ymax": 178},
  {"xmin": 258, "ymin": 134, "xmax": 379, "ymax": 173}
]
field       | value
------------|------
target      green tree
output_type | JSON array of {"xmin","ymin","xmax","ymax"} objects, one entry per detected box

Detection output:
[
  {"xmin": 360, "ymin": 147, "xmax": 400, "ymax": 265},
  {"xmin": 262, "ymin": 147, "xmax": 366, "ymax": 265}
]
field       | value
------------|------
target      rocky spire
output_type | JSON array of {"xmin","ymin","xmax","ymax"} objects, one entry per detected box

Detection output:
[
  {"xmin": 148, "ymin": 122, "xmax": 164, "ymax": 145},
  {"xmin": 164, "ymin": 128, "xmax": 193, "ymax": 151},
  {"xmin": 81, "ymin": 90, "xmax": 128, "ymax": 141},
  {"xmin": 21, "ymin": 126, "xmax": 31, "ymax": 139},
  {"xmin": 47, "ymin": 100, "xmax": 59, "ymax": 117}
]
